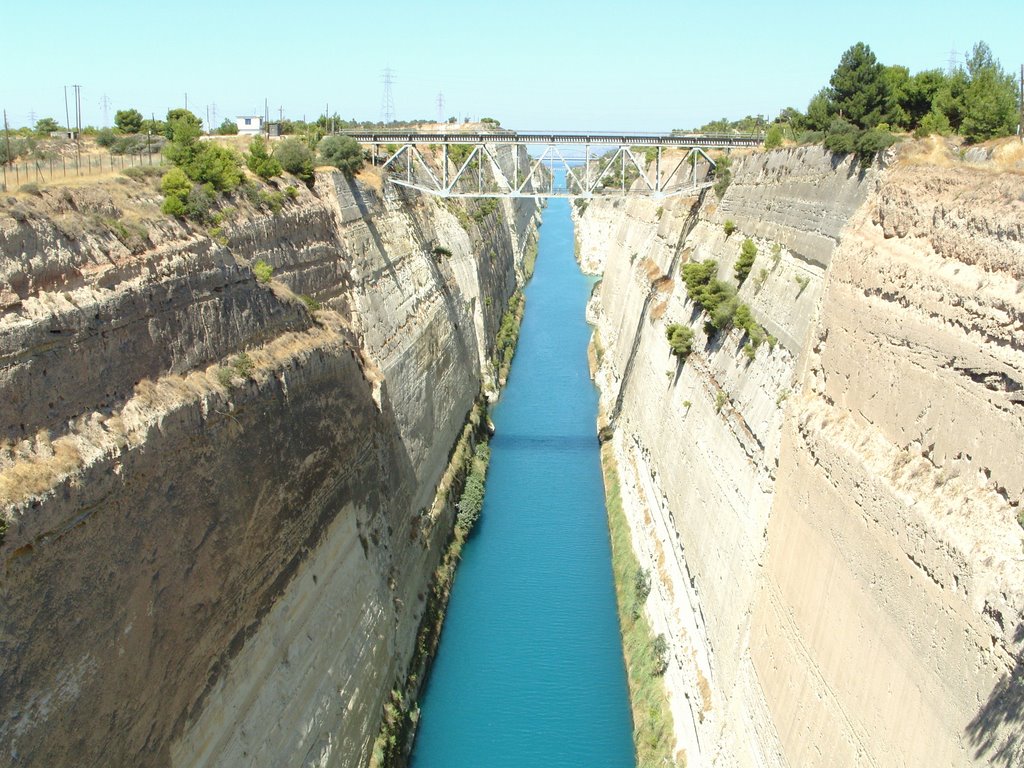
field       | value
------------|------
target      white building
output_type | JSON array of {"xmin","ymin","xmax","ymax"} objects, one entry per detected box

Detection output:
[{"xmin": 236, "ymin": 116, "xmax": 263, "ymax": 135}]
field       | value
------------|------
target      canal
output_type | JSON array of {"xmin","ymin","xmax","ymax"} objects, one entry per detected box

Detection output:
[{"xmin": 409, "ymin": 196, "xmax": 635, "ymax": 768}]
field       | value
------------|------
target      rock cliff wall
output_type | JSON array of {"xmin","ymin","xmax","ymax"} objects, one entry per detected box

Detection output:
[
  {"xmin": 0, "ymin": 163, "xmax": 538, "ymax": 767},
  {"xmin": 580, "ymin": 145, "xmax": 1024, "ymax": 767}
]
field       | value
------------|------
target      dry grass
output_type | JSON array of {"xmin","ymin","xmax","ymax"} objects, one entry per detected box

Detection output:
[
  {"xmin": 898, "ymin": 135, "xmax": 1024, "ymax": 175},
  {"xmin": 0, "ymin": 435, "xmax": 82, "ymax": 507}
]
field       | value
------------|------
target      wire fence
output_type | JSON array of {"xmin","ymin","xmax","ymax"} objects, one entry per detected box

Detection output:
[{"xmin": 1, "ymin": 151, "xmax": 165, "ymax": 192}]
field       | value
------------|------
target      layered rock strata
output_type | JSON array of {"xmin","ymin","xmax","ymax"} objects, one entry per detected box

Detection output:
[
  {"xmin": 0, "ymin": 162, "xmax": 538, "ymax": 767},
  {"xmin": 580, "ymin": 146, "xmax": 1024, "ymax": 767}
]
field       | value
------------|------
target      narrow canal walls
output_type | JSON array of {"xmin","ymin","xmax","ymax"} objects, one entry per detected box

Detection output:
[
  {"xmin": 0, "ymin": 157, "xmax": 539, "ymax": 768},
  {"xmin": 578, "ymin": 144, "xmax": 1024, "ymax": 767}
]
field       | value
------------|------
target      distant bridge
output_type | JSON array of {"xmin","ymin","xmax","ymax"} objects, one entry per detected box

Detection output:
[{"xmin": 342, "ymin": 131, "xmax": 763, "ymax": 200}]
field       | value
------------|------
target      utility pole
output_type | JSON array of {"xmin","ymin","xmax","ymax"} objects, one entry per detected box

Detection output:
[
  {"xmin": 64, "ymin": 86, "xmax": 71, "ymax": 134},
  {"xmin": 184, "ymin": 92, "xmax": 188, "ymax": 111},
  {"xmin": 437, "ymin": 92, "xmax": 445, "ymax": 124},
  {"xmin": 1019, "ymin": 64, "xmax": 1023, "ymax": 141},
  {"xmin": 27, "ymin": 109, "xmax": 37, "ymax": 127},
  {"xmin": 2, "ymin": 110, "xmax": 10, "ymax": 192},
  {"xmin": 206, "ymin": 105, "xmax": 210, "ymax": 134},
  {"xmin": 75, "ymin": 85, "xmax": 82, "ymax": 135}
]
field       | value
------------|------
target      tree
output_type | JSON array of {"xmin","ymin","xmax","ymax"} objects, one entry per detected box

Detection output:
[
  {"xmin": 903, "ymin": 69, "xmax": 948, "ymax": 128},
  {"xmin": 318, "ymin": 135, "xmax": 364, "ymax": 174},
  {"xmin": 828, "ymin": 42, "xmax": 888, "ymax": 128},
  {"xmin": 881, "ymin": 65, "xmax": 911, "ymax": 129},
  {"xmin": 764, "ymin": 124, "xmax": 783, "ymax": 149},
  {"xmin": 115, "ymin": 108, "xmax": 144, "ymax": 133},
  {"xmin": 960, "ymin": 41, "xmax": 1018, "ymax": 143},
  {"xmin": 163, "ymin": 108, "xmax": 202, "ymax": 139},
  {"xmin": 273, "ymin": 138, "xmax": 315, "ymax": 182},
  {"xmin": 34, "ymin": 117, "xmax": 61, "ymax": 134},
  {"xmin": 246, "ymin": 137, "xmax": 282, "ymax": 180},
  {"xmin": 216, "ymin": 118, "xmax": 239, "ymax": 135},
  {"xmin": 804, "ymin": 88, "xmax": 833, "ymax": 131},
  {"xmin": 163, "ymin": 116, "xmax": 203, "ymax": 168}
]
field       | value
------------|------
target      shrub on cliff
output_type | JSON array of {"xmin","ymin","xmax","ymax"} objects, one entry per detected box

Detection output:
[
  {"xmin": 273, "ymin": 138, "xmax": 315, "ymax": 182},
  {"xmin": 160, "ymin": 168, "xmax": 192, "ymax": 217},
  {"xmin": 246, "ymin": 137, "xmax": 282, "ymax": 180},
  {"xmin": 665, "ymin": 323, "xmax": 694, "ymax": 359},
  {"xmin": 456, "ymin": 441, "xmax": 491, "ymax": 533},
  {"xmin": 681, "ymin": 260, "xmax": 717, "ymax": 302},
  {"xmin": 734, "ymin": 238, "xmax": 757, "ymax": 285},
  {"xmin": 652, "ymin": 634, "xmax": 669, "ymax": 676},
  {"xmin": 764, "ymin": 123, "xmax": 783, "ymax": 149},
  {"xmin": 318, "ymin": 135, "xmax": 364, "ymax": 175},
  {"xmin": 712, "ymin": 154, "xmax": 732, "ymax": 198}
]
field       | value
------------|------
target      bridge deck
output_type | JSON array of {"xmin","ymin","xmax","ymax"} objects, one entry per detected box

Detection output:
[{"xmin": 342, "ymin": 131, "xmax": 762, "ymax": 148}]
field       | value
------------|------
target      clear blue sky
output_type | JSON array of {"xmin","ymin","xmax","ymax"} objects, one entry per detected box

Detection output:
[{"xmin": 4, "ymin": 0, "xmax": 1020, "ymax": 131}]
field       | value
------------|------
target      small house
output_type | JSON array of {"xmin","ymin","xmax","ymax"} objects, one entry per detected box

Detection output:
[{"xmin": 236, "ymin": 116, "xmax": 263, "ymax": 135}]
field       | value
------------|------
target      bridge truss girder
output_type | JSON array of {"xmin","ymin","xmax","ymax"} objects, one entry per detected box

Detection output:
[{"xmin": 371, "ymin": 138, "xmax": 724, "ymax": 200}]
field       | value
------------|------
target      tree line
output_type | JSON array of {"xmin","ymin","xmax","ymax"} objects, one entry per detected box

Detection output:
[{"xmin": 679, "ymin": 40, "xmax": 1020, "ymax": 162}]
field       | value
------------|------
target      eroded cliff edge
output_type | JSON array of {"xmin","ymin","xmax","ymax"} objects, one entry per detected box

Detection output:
[
  {"xmin": 579, "ymin": 145, "xmax": 1024, "ymax": 767},
  {"xmin": 0, "ymin": 166, "xmax": 539, "ymax": 767}
]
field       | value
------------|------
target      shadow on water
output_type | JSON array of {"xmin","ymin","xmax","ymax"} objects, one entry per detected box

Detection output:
[{"xmin": 964, "ymin": 622, "xmax": 1024, "ymax": 766}]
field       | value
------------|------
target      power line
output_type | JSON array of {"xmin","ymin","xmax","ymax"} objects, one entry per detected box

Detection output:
[{"xmin": 381, "ymin": 67, "xmax": 396, "ymax": 124}]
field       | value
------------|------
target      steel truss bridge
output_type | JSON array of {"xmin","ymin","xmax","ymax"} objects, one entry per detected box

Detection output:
[{"xmin": 342, "ymin": 131, "xmax": 763, "ymax": 200}]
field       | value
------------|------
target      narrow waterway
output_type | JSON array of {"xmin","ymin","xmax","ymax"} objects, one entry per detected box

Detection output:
[{"xmin": 410, "ymin": 197, "xmax": 635, "ymax": 768}]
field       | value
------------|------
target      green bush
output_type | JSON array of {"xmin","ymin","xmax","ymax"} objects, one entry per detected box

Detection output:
[
  {"xmin": 216, "ymin": 118, "xmax": 239, "ymax": 135},
  {"xmin": 764, "ymin": 123, "xmax": 783, "ymax": 149},
  {"xmin": 914, "ymin": 108, "xmax": 952, "ymax": 138},
  {"xmin": 823, "ymin": 117, "xmax": 858, "ymax": 154},
  {"xmin": 160, "ymin": 168, "xmax": 192, "ymax": 217},
  {"xmin": 188, "ymin": 144, "xmax": 243, "ymax": 191},
  {"xmin": 472, "ymin": 198, "xmax": 499, "ymax": 223},
  {"xmin": 258, "ymin": 190, "xmax": 284, "ymax": 213},
  {"xmin": 246, "ymin": 137, "xmax": 282, "ymax": 180},
  {"xmin": 665, "ymin": 323, "xmax": 694, "ymax": 359},
  {"xmin": 273, "ymin": 138, "xmax": 315, "ymax": 182},
  {"xmin": 713, "ymin": 153, "xmax": 733, "ymax": 198},
  {"xmin": 735, "ymin": 238, "xmax": 757, "ymax": 284},
  {"xmin": 854, "ymin": 127, "xmax": 897, "ymax": 163},
  {"xmin": 681, "ymin": 259, "xmax": 718, "ymax": 302},
  {"xmin": 318, "ymin": 135, "xmax": 364, "ymax": 174},
  {"xmin": 96, "ymin": 127, "xmax": 118, "ymax": 148},
  {"xmin": 252, "ymin": 259, "xmax": 273, "ymax": 283},
  {"xmin": 723, "ymin": 219, "xmax": 736, "ymax": 236}
]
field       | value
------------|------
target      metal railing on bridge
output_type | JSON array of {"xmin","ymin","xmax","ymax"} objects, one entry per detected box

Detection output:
[{"xmin": 342, "ymin": 130, "xmax": 762, "ymax": 200}]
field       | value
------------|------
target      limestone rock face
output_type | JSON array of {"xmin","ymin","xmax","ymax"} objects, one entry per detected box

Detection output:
[
  {"xmin": 0, "ymin": 168, "xmax": 539, "ymax": 768},
  {"xmin": 581, "ymin": 146, "xmax": 1024, "ymax": 767}
]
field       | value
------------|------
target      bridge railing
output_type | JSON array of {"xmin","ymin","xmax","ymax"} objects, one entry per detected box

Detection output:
[{"xmin": 340, "ymin": 130, "xmax": 764, "ymax": 148}]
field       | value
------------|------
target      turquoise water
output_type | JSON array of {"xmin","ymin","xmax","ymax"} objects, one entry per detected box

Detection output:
[{"xmin": 409, "ymin": 198, "xmax": 635, "ymax": 768}]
